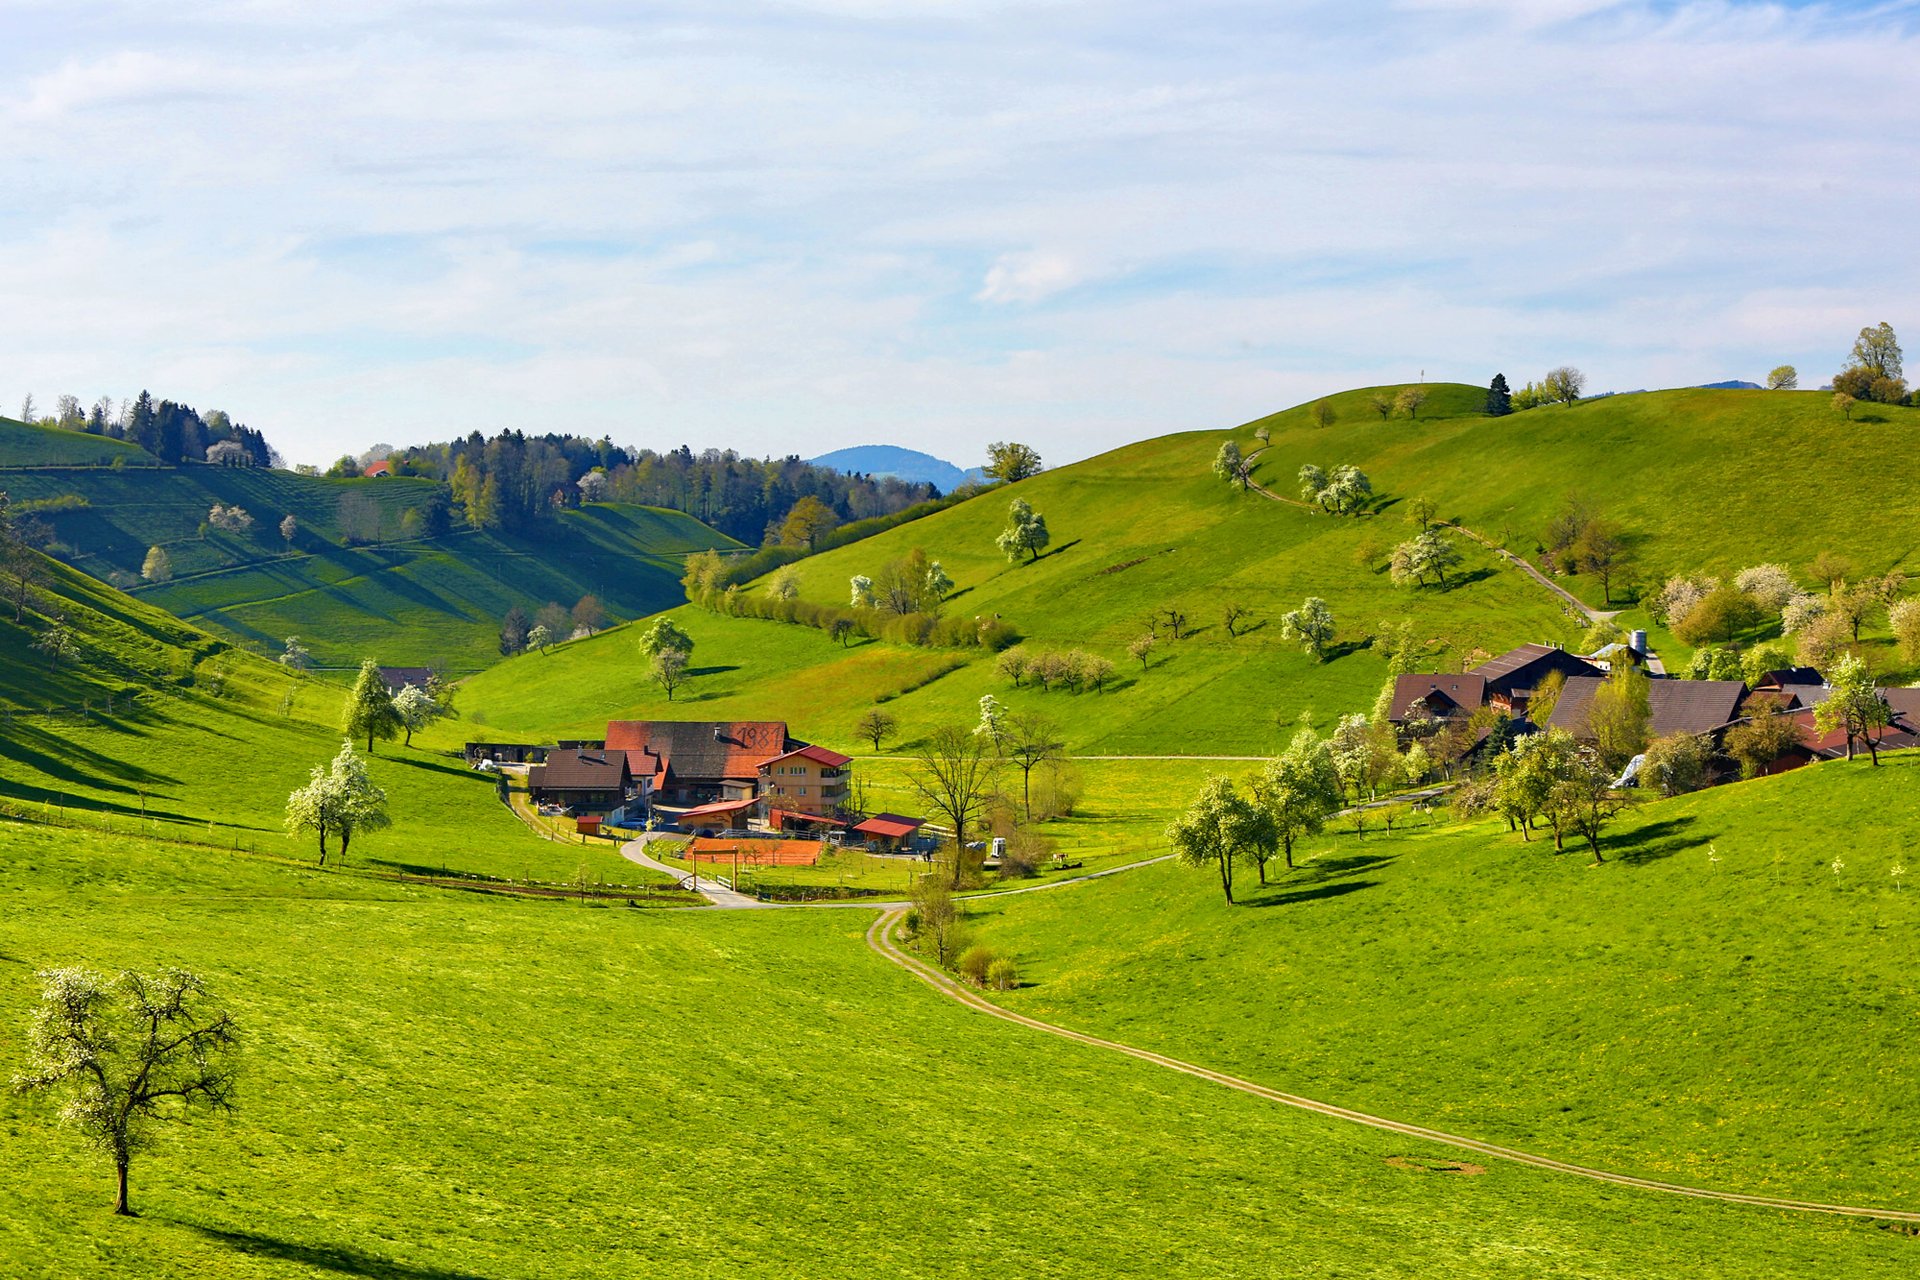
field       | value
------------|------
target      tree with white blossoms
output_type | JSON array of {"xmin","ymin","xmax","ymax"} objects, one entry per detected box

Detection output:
[
  {"xmin": 1390, "ymin": 529, "xmax": 1462, "ymax": 589},
  {"xmin": 925, "ymin": 560, "xmax": 953, "ymax": 602},
  {"xmin": 286, "ymin": 739, "xmax": 390, "ymax": 862},
  {"xmin": 849, "ymin": 575, "xmax": 874, "ymax": 608},
  {"xmin": 976, "ymin": 694, "xmax": 1007, "ymax": 748},
  {"xmin": 1212, "ymin": 440, "xmax": 1248, "ymax": 489},
  {"xmin": 576, "ymin": 470, "xmax": 608, "ymax": 503},
  {"xmin": 527, "ymin": 623, "xmax": 553, "ymax": 653},
  {"xmin": 995, "ymin": 498, "xmax": 1050, "ymax": 563},
  {"xmin": 279, "ymin": 636, "xmax": 314, "ymax": 670},
  {"xmin": 1780, "ymin": 591, "xmax": 1827, "ymax": 636},
  {"xmin": 279, "ymin": 514, "xmax": 297, "ymax": 546},
  {"xmin": 141, "ymin": 546, "xmax": 171, "ymax": 584},
  {"xmin": 1652, "ymin": 574, "xmax": 1717, "ymax": 629},
  {"xmin": 12, "ymin": 966, "xmax": 238, "ymax": 1216},
  {"xmin": 1733, "ymin": 564, "xmax": 1797, "ymax": 615},
  {"xmin": 391, "ymin": 682, "xmax": 447, "ymax": 746},
  {"xmin": 1279, "ymin": 596, "xmax": 1336, "ymax": 660},
  {"xmin": 1299, "ymin": 463, "xmax": 1372, "ymax": 515},
  {"xmin": 767, "ymin": 565, "xmax": 800, "ymax": 600},
  {"xmin": 207, "ymin": 503, "xmax": 253, "ymax": 533}
]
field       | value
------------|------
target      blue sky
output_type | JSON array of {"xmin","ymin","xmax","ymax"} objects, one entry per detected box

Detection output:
[{"xmin": 1, "ymin": 0, "xmax": 1916, "ymax": 468}]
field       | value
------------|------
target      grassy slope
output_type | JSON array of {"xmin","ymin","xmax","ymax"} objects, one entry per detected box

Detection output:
[
  {"xmin": 446, "ymin": 425, "xmax": 1578, "ymax": 756},
  {"xmin": 966, "ymin": 757, "xmax": 1920, "ymax": 1208},
  {"xmin": 0, "ymin": 551, "xmax": 647, "ymax": 886},
  {"xmin": 1243, "ymin": 382, "xmax": 1920, "ymax": 583},
  {"xmin": 0, "ymin": 415, "xmax": 152, "ymax": 467},
  {"xmin": 0, "ymin": 457, "xmax": 740, "ymax": 668},
  {"xmin": 1, "ymin": 821, "xmax": 1912, "ymax": 1279}
]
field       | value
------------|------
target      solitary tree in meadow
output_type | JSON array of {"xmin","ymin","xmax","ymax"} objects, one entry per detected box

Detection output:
[
  {"xmin": 1395, "ymin": 387, "xmax": 1428, "ymax": 419},
  {"xmin": 13, "ymin": 967, "xmax": 238, "ymax": 1216},
  {"xmin": 651, "ymin": 647, "xmax": 690, "ymax": 701},
  {"xmin": 141, "ymin": 546, "xmax": 171, "ymax": 584},
  {"xmin": 1309, "ymin": 399, "xmax": 1335, "ymax": 429},
  {"xmin": 1486, "ymin": 373, "xmax": 1513, "ymax": 416},
  {"xmin": 1002, "ymin": 712, "xmax": 1065, "ymax": 820},
  {"xmin": 995, "ymin": 498, "xmax": 1050, "ymax": 563},
  {"xmin": 1166, "ymin": 775, "xmax": 1269, "ymax": 905},
  {"xmin": 1212, "ymin": 440, "xmax": 1248, "ymax": 489},
  {"xmin": 984, "ymin": 441, "xmax": 1044, "ymax": 484},
  {"xmin": 342, "ymin": 658, "xmax": 400, "ymax": 752},
  {"xmin": 637, "ymin": 617, "xmax": 694, "ymax": 663},
  {"xmin": 1544, "ymin": 366, "xmax": 1586, "ymax": 406},
  {"xmin": 1766, "ymin": 365, "xmax": 1798, "ymax": 391},
  {"xmin": 391, "ymin": 683, "xmax": 445, "ymax": 746},
  {"xmin": 1279, "ymin": 596, "xmax": 1336, "ymax": 661},
  {"xmin": 1128, "ymin": 632, "xmax": 1155, "ymax": 671},
  {"xmin": 855, "ymin": 708, "xmax": 896, "ymax": 752},
  {"xmin": 527, "ymin": 623, "xmax": 553, "ymax": 653}
]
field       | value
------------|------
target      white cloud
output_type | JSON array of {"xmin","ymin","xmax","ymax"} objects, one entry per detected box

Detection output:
[{"xmin": 974, "ymin": 251, "xmax": 1087, "ymax": 305}]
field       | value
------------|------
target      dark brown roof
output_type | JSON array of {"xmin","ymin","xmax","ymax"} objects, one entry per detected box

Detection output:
[
  {"xmin": 531, "ymin": 749, "xmax": 633, "ymax": 792},
  {"xmin": 379, "ymin": 666, "xmax": 435, "ymax": 693},
  {"xmin": 604, "ymin": 721, "xmax": 792, "ymax": 782},
  {"xmin": 1470, "ymin": 644, "xmax": 1603, "ymax": 693},
  {"xmin": 1753, "ymin": 667, "xmax": 1824, "ymax": 690},
  {"xmin": 1548, "ymin": 677, "xmax": 1747, "ymax": 740},
  {"xmin": 1387, "ymin": 674, "xmax": 1487, "ymax": 722}
]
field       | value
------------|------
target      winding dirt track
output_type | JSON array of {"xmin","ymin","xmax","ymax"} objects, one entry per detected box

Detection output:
[{"xmin": 864, "ymin": 906, "xmax": 1920, "ymax": 1225}]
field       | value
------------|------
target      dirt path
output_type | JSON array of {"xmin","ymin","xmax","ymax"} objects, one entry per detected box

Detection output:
[
  {"xmin": 621, "ymin": 833, "xmax": 773, "ymax": 909},
  {"xmin": 863, "ymin": 907, "xmax": 1920, "ymax": 1224}
]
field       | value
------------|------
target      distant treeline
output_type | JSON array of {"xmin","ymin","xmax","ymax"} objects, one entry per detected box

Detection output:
[
  {"xmin": 370, "ymin": 431, "xmax": 954, "ymax": 544},
  {"xmin": 22, "ymin": 391, "xmax": 276, "ymax": 468}
]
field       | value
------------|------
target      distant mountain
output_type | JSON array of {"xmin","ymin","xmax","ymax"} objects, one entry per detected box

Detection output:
[
  {"xmin": 1698, "ymin": 380, "xmax": 1762, "ymax": 390},
  {"xmin": 808, "ymin": 445, "xmax": 984, "ymax": 491}
]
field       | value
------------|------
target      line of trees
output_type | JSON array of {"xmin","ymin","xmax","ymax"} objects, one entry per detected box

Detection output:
[{"xmin": 13, "ymin": 390, "xmax": 276, "ymax": 467}]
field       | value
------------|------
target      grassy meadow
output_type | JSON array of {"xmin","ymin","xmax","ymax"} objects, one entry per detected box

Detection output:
[
  {"xmin": 963, "ymin": 755, "xmax": 1920, "ymax": 1209},
  {"xmin": 3, "ymin": 818, "xmax": 1918, "ymax": 1278},
  {"xmin": 0, "ymin": 415, "xmax": 151, "ymax": 467}
]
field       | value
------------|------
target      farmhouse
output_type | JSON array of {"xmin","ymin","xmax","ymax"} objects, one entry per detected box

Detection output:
[
  {"xmin": 1387, "ymin": 674, "xmax": 1486, "ymax": 726},
  {"xmin": 757, "ymin": 743, "xmax": 853, "ymax": 817},
  {"xmin": 604, "ymin": 720, "xmax": 796, "ymax": 807},
  {"xmin": 527, "ymin": 748, "xmax": 637, "ymax": 813},
  {"xmin": 1469, "ymin": 644, "xmax": 1604, "ymax": 717}
]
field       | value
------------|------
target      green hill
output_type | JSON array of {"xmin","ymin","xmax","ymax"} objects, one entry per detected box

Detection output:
[
  {"xmin": 446, "ymin": 426, "xmax": 1580, "ymax": 755},
  {"xmin": 0, "ymin": 414, "xmax": 154, "ymax": 467},
  {"xmin": 0, "ymin": 547, "xmax": 642, "ymax": 885},
  {"xmin": 963, "ymin": 757, "xmax": 1920, "ymax": 1209},
  {"xmin": 0, "ymin": 456, "xmax": 740, "ymax": 668},
  {"xmin": 1243, "ymin": 383, "xmax": 1920, "ymax": 590}
]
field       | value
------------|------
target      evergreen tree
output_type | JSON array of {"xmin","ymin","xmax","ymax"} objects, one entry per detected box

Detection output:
[
  {"xmin": 1486, "ymin": 373, "xmax": 1512, "ymax": 416},
  {"xmin": 342, "ymin": 659, "xmax": 399, "ymax": 752}
]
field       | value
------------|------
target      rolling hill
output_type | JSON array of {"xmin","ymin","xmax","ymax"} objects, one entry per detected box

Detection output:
[{"xmin": 0, "ymin": 431, "xmax": 742, "ymax": 668}]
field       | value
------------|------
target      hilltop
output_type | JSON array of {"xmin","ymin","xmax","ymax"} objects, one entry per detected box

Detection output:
[{"xmin": 0, "ymin": 448, "xmax": 740, "ymax": 668}]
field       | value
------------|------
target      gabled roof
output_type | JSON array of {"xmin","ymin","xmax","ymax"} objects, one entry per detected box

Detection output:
[
  {"xmin": 662, "ymin": 797, "xmax": 761, "ymax": 821},
  {"xmin": 378, "ymin": 666, "xmax": 435, "ymax": 693},
  {"xmin": 531, "ymin": 749, "xmax": 632, "ymax": 792},
  {"xmin": 1387, "ymin": 674, "xmax": 1486, "ymax": 722},
  {"xmin": 605, "ymin": 721, "xmax": 791, "ymax": 781},
  {"xmin": 761, "ymin": 743, "xmax": 853, "ymax": 770},
  {"xmin": 1754, "ymin": 667, "xmax": 1824, "ymax": 690},
  {"xmin": 1471, "ymin": 643, "xmax": 1604, "ymax": 690},
  {"xmin": 854, "ymin": 814, "xmax": 924, "ymax": 840},
  {"xmin": 1548, "ymin": 677, "xmax": 1747, "ymax": 740}
]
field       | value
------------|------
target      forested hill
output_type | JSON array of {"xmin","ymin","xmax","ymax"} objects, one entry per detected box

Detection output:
[{"xmin": 362, "ymin": 431, "xmax": 942, "ymax": 547}]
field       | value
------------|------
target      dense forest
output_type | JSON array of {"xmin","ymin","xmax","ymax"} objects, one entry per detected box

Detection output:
[{"xmin": 366, "ymin": 431, "xmax": 948, "ymax": 545}]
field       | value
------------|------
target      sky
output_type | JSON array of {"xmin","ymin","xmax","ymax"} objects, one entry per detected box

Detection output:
[{"xmin": 1, "ymin": 1, "xmax": 1917, "ymax": 470}]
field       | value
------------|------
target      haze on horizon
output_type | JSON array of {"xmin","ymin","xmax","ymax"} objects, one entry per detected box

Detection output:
[{"xmin": 1, "ymin": 0, "xmax": 1916, "ymax": 469}]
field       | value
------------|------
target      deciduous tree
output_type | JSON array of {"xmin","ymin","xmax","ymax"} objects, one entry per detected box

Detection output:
[
  {"xmin": 1279, "ymin": 596, "xmax": 1335, "ymax": 660},
  {"xmin": 13, "ymin": 967, "xmax": 237, "ymax": 1216},
  {"xmin": 994, "ymin": 498, "xmax": 1050, "ymax": 563},
  {"xmin": 1588, "ymin": 666, "xmax": 1651, "ymax": 771},
  {"xmin": 342, "ymin": 659, "xmax": 399, "ymax": 752},
  {"xmin": 984, "ymin": 441, "xmax": 1044, "ymax": 484},
  {"xmin": 1395, "ymin": 386, "xmax": 1428, "ymax": 419},
  {"xmin": 637, "ymin": 618, "xmax": 694, "ymax": 661},
  {"xmin": 1814, "ymin": 653, "xmax": 1891, "ymax": 764},
  {"xmin": 650, "ymin": 648, "xmax": 690, "ymax": 701},
  {"xmin": 1251, "ymin": 725, "xmax": 1341, "ymax": 874},
  {"xmin": 906, "ymin": 726, "xmax": 1002, "ymax": 888},
  {"xmin": 1165, "ymin": 775, "xmax": 1268, "ymax": 905},
  {"xmin": 1002, "ymin": 712, "xmax": 1064, "ymax": 820},
  {"xmin": 855, "ymin": 708, "xmax": 896, "ymax": 752},
  {"xmin": 779, "ymin": 496, "xmax": 839, "ymax": 551},
  {"xmin": 1212, "ymin": 440, "xmax": 1248, "ymax": 489},
  {"xmin": 141, "ymin": 546, "xmax": 171, "ymax": 584},
  {"xmin": 1766, "ymin": 365, "xmax": 1798, "ymax": 390},
  {"xmin": 1544, "ymin": 366, "xmax": 1586, "ymax": 406}
]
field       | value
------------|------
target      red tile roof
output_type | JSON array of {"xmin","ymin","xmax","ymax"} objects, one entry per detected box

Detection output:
[
  {"xmin": 854, "ymin": 814, "xmax": 924, "ymax": 840},
  {"xmin": 762, "ymin": 743, "xmax": 853, "ymax": 770},
  {"xmin": 663, "ymin": 797, "xmax": 760, "ymax": 821},
  {"xmin": 605, "ymin": 721, "xmax": 791, "ymax": 781}
]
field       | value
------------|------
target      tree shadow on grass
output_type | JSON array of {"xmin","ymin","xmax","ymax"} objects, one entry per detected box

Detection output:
[
  {"xmin": 1321, "ymin": 639, "xmax": 1368, "ymax": 662},
  {"xmin": 1608, "ymin": 815, "xmax": 1702, "ymax": 866},
  {"xmin": 689, "ymin": 664, "xmax": 740, "ymax": 677},
  {"xmin": 1243, "ymin": 878, "xmax": 1379, "ymax": 908},
  {"xmin": 188, "ymin": 1225, "xmax": 496, "ymax": 1280},
  {"xmin": 1031, "ymin": 539, "xmax": 1082, "ymax": 564},
  {"xmin": 1446, "ymin": 568, "xmax": 1494, "ymax": 590}
]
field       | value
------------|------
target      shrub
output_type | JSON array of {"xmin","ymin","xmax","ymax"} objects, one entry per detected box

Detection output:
[
  {"xmin": 1892, "ymin": 598, "xmax": 1920, "ymax": 665},
  {"xmin": 956, "ymin": 945, "xmax": 997, "ymax": 987},
  {"xmin": 986, "ymin": 958, "xmax": 1019, "ymax": 991},
  {"xmin": 1640, "ymin": 732, "xmax": 1709, "ymax": 796}
]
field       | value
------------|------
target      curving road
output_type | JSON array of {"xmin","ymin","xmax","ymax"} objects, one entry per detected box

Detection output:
[{"xmin": 863, "ymin": 906, "xmax": 1920, "ymax": 1225}]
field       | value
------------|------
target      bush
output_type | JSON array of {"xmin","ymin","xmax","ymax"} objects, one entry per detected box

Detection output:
[
  {"xmin": 986, "ymin": 958, "xmax": 1019, "ymax": 991},
  {"xmin": 1640, "ymin": 732, "xmax": 1709, "ymax": 796},
  {"xmin": 956, "ymin": 945, "xmax": 997, "ymax": 987}
]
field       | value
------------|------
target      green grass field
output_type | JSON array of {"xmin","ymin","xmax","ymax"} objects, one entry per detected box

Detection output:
[
  {"xmin": 3, "ymin": 817, "xmax": 1917, "ymax": 1278},
  {"xmin": 0, "ymin": 456, "xmax": 741, "ymax": 668},
  {"xmin": 963, "ymin": 755, "xmax": 1920, "ymax": 1210}
]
